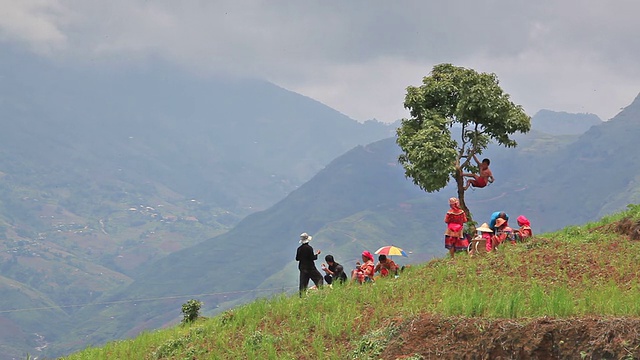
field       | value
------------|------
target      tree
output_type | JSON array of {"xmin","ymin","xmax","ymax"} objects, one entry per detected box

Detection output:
[{"xmin": 396, "ymin": 63, "xmax": 531, "ymax": 221}]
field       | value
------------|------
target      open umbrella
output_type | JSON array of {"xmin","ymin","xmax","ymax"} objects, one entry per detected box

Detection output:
[{"xmin": 374, "ymin": 245, "xmax": 408, "ymax": 257}]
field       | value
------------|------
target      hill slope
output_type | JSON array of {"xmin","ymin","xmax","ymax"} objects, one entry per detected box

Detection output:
[{"xmin": 62, "ymin": 204, "xmax": 640, "ymax": 359}]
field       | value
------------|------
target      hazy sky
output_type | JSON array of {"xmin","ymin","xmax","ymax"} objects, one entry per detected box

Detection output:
[{"xmin": 1, "ymin": 0, "xmax": 639, "ymax": 123}]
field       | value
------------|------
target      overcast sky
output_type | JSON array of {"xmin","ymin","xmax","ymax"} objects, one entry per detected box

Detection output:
[{"xmin": 1, "ymin": 0, "xmax": 639, "ymax": 123}]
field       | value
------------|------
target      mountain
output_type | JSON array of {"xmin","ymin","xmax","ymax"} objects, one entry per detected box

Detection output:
[
  {"xmin": 56, "ymin": 92, "xmax": 640, "ymax": 357},
  {"xmin": 0, "ymin": 49, "xmax": 395, "ymax": 359},
  {"xmin": 531, "ymin": 109, "xmax": 602, "ymax": 135},
  {"xmin": 525, "ymin": 93, "xmax": 640, "ymax": 229},
  {"xmin": 56, "ymin": 138, "xmax": 429, "ymax": 353}
]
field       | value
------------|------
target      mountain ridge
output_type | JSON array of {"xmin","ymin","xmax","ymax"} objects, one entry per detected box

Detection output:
[{"xmin": 0, "ymin": 52, "xmax": 395, "ymax": 359}]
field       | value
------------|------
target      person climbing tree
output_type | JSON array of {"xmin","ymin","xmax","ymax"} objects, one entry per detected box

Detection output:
[
  {"xmin": 396, "ymin": 63, "xmax": 531, "ymax": 219},
  {"xmin": 463, "ymin": 154, "xmax": 494, "ymax": 190}
]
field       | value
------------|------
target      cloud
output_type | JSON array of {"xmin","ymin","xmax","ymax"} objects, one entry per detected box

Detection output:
[
  {"xmin": 1, "ymin": 0, "xmax": 639, "ymax": 122},
  {"xmin": 0, "ymin": 0, "xmax": 68, "ymax": 53}
]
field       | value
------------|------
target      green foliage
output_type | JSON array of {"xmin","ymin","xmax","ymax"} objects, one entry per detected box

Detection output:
[
  {"xmin": 396, "ymin": 63, "xmax": 531, "ymax": 211},
  {"xmin": 181, "ymin": 299, "xmax": 203, "ymax": 324},
  {"xmin": 153, "ymin": 338, "xmax": 187, "ymax": 358},
  {"xmin": 403, "ymin": 355, "xmax": 425, "ymax": 360},
  {"xmin": 152, "ymin": 327, "xmax": 207, "ymax": 359}
]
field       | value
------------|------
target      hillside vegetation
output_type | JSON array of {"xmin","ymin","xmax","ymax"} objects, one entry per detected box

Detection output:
[{"xmin": 63, "ymin": 204, "xmax": 640, "ymax": 359}]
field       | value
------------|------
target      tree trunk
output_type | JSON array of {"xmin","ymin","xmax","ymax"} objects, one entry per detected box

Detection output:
[{"xmin": 454, "ymin": 169, "xmax": 470, "ymax": 219}]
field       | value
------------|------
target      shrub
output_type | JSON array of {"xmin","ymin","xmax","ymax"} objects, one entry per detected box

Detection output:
[{"xmin": 181, "ymin": 299, "xmax": 203, "ymax": 324}]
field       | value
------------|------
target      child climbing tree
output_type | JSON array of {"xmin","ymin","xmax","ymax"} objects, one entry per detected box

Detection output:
[{"xmin": 396, "ymin": 63, "xmax": 531, "ymax": 220}]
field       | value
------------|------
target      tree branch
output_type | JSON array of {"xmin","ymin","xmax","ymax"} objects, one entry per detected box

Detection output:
[{"xmin": 458, "ymin": 123, "xmax": 468, "ymax": 165}]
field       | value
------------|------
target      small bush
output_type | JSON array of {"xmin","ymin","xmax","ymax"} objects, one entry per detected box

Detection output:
[{"xmin": 181, "ymin": 299, "xmax": 203, "ymax": 324}]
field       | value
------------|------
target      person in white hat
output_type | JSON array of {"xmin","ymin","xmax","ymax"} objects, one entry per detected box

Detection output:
[{"xmin": 295, "ymin": 232, "xmax": 323, "ymax": 296}]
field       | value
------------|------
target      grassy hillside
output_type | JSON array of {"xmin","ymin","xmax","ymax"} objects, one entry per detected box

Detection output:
[{"xmin": 61, "ymin": 204, "xmax": 640, "ymax": 359}]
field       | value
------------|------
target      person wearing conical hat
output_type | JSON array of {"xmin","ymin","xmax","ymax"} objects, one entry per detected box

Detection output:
[
  {"xmin": 476, "ymin": 222, "xmax": 494, "ymax": 252},
  {"xmin": 444, "ymin": 197, "xmax": 469, "ymax": 258}
]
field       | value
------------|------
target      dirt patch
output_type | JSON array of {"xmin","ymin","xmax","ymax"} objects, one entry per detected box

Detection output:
[
  {"xmin": 380, "ymin": 315, "xmax": 640, "ymax": 360},
  {"xmin": 591, "ymin": 216, "xmax": 640, "ymax": 240}
]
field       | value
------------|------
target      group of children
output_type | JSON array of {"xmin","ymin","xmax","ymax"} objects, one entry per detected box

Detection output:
[
  {"xmin": 445, "ymin": 154, "xmax": 534, "ymax": 257},
  {"xmin": 348, "ymin": 250, "xmax": 401, "ymax": 284},
  {"xmin": 473, "ymin": 212, "xmax": 533, "ymax": 253},
  {"xmin": 444, "ymin": 199, "xmax": 534, "ymax": 258}
]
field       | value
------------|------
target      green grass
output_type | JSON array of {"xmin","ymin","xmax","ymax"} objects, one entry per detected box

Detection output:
[{"xmin": 63, "ymin": 204, "xmax": 640, "ymax": 359}]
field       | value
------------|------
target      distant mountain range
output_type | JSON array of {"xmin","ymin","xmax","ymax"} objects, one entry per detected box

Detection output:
[
  {"xmin": 1, "ymin": 48, "xmax": 638, "ymax": 359},
  {"xmin": 531, "ymin": 109, "xmax": 602, "ymax": 135}
]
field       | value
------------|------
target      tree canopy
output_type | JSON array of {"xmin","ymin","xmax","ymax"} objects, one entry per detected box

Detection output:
[{"xmin": 396, "ymin": 63, "xmax": 531, "ymax": 217}]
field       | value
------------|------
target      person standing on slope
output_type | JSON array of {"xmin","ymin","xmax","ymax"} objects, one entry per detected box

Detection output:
[
  {"xmin": 444, "ymin": 197, "xmax": 469, "ymax": 258},
  {"xmin": 296, "ymin": 232, "xmax": 323, "ymax": 296}
]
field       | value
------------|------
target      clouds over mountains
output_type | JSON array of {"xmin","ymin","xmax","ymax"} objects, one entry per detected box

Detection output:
[{"xmin": 1, "ymin": 1, "xmax": 639, "ymax": 122}]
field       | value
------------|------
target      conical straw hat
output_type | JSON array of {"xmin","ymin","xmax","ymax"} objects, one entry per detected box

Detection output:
[{"xmin": 476, "ymin": 223, "xmax": 493, "ymax": 232}]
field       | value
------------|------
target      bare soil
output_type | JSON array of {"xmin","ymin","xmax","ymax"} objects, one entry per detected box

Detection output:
[
  {"xmin": 381, "ymin": 315, "xmax": 640, "ymax": 360},
  {"xmin": 599, "ymin": 216, "xmax": 640, "ymax": 240}
]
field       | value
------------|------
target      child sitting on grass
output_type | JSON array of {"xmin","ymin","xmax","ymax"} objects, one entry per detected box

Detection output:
[
  {"xmin": 374, "ymin": 254, "xmax": 400, "ymax": 278},
  {"xmin": 515, "ymin": 215, "xmax": 533, "ymax": 241}
]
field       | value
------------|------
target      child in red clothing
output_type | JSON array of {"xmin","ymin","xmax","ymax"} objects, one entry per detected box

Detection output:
[
  {"xmin": 463, "ymin": 154, "xmax": 494, "ymax": 190},
  {"xmin": 476, "ymin": 222, "xmax": 494, "ymax": 252},
  {"xmin": 492, "ymin": 218, "xmax": 515, "ymax": 249},
  {"xmin": 444, "ymin": 197, "xmax": 469, "ymax": 258},
  {"xmin": 516, "ymin": 215, "xmax": 533, "ymax": 241},
  {"xmin": 374, "ymin": 254, "xmax": 399, "ymax": 278}
]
